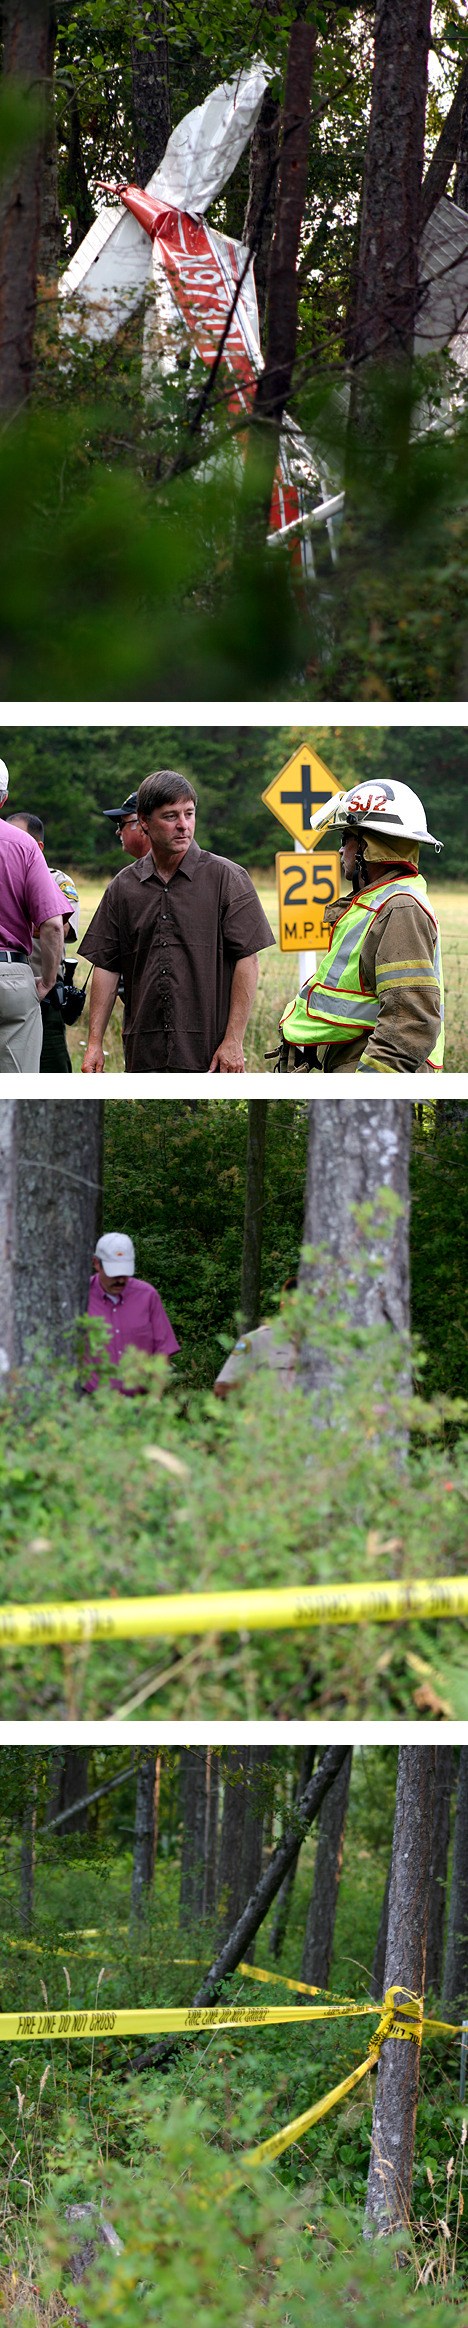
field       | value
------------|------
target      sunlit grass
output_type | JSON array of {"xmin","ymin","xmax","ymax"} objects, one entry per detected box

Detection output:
[{"xmin": 67, "ymin": 873, "xmax": 467, "ymax": 1075}]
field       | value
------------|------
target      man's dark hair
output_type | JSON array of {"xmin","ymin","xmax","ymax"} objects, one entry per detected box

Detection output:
[
  {"xmin": 137, "ymin": 772, "xmax": 197, "ymax": 819},
  {"xmin": 7, "ymin": 811, "xmax": 45, "ymax": 844}
]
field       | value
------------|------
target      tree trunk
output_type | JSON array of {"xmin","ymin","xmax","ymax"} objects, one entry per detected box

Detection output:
[
  {"xmin": 20, "ymin": 1762, "xmax": 37, "ymax": 1934},
  {"xmin": 37, "ymin": 5, "xmax": 61, "ymax": 280},
  {"xmin": 442, "ymin": 1749, "xmax": 468, "ymax": 2012},
  {"xmin": 241, "ymin": 1101, "xmax": 267, "ymax": 1329},
  {"xmin": 298, "ymin": 1099, "xmax": 412, "ymax": 1394},
  {"xmin": 203, "ymin": 1747, "xmax": 219, "ymax": 1917},
  {"xmin": 0, "ymin": 0, "xmax": 53, "ymax": 410},
  {"xmin": 370, "ymin": 1864, "xmax": 391, "ymax": 2000},
  {"xmin": 61, "ymin": 91, "xmax": 94, "ymax": 255},
  {"xmin": 420, "ymin": 60, "xmax": 468, "ymax": 229},
  {"xmin": 299, "ymin": 1748, "xmax": 352, "ymax": 1991},
  {"xmin": 0, "ymin": 1102, "xmax": 17, "ymax": 1370},
  {"xmin": 365, "ymin": 1746, "xmax": 436, "ymax": 2237},
  {"xmin": 217, "ymin": 1747, "xmax": 251, "ymax": 1940},
  {"xmin": 130, "ymin": 1750, "xmax": 157, "ymax": 1927},
  {"xmin": 243, "ymin": 88, "xmax": 281, "ymax": 343},
  {"xmin": 129, "ymin": 1745, "xmax": 350, "ymax": 2073},
  {"xmin": 131, "ymin": 2, "xmax": 171, "ymax": 183},
  {"xmin": 425, "ymin": 1747, "xmax": 453, "ymax": 1994},
  {"xmin": 240, "ymin": 17, "xmax": 317, "ymax": 537},
  {"xmin": 455, "ymin": 91, "xmax": 468, "ymax": 213},
  {"xmin": 270, "ymin": 1746, "xmax": 316, "ymax": 1959},
  {"xmin": 0, "ymin": 1099, "xmax": 103, "ymax": 1365},
  {"xmin": 351, "ymin": 0, "xmax": 432, "ymax": 368},
  {"xmin": 179, "ymin": 1747, "xmax": 207, "ymax": 1931},
  {"xmin": 153, "ymin": 1750, "xmax": 161, "ymax": 1864},
  {"xmin": 57, "ymin": 1748, "xmax": 89, "ymax": 1835},
  {"xmin": 240, "ymin": 1748, "xmax": 269, "ymax": 1960}
]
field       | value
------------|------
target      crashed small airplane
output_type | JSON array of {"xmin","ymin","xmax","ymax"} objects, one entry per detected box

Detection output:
[
  {"xmin": 59, "ymin": 64, "xmax": 468, "ymax": 564},
  {"xmin": 59, "ymin": 63, "xmax": 338, "ymax": 572}
]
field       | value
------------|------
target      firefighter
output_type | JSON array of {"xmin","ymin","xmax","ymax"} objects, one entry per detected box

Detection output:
[{"xmin": 279, "ymin": 779, "xmax": 444, "ymax": 1074}]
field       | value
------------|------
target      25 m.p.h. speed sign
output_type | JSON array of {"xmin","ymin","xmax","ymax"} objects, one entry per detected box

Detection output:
[{"xmin": 276, "ymin": 852, "xmax": 341, "ymax": 951}]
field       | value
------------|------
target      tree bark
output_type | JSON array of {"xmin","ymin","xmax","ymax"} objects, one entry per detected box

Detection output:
[
  {"xmin": 217, "ymin": 1746, "xmax": 251, "ymax": 1940},
  {"xmin": 19, "ymin": 1761, "xmax": 37, "ymax": 1934},
  {"xmin": 203, "ymin": 1747, "xmax": 219, "ymax": 1917},
  {"xmin": 455, "ymin": 91, "xmax": 468, "ymax": 213},
  {"xmin": 239, "ymin": 1748, "xmax": 269, "ymax": 1959},
  {"xmin": 61, "ymin": 92, "xmax": 94, "ymax": 256},
  {"xmin": 241, "ymin": 1101, "xmax": 267, "ymax": 1329},
  {"xmin": 130, "ymin": 1750, "xmax": 157, "ymax": 1928},
  {"xmin": 0, "ymin": 0, "xmax": 53, "ymax": 409},
  {"xmin": 179, "ymin": 1747, "xmax": 207, "ymax": 1931},
  {"xmin": 240, "ymin": 18, "xmax": 317, "ymax": 537},
  {"xmin": 243, "ymin": 89, "xmax": 281, "ymax": 344},
  {"xmin": 298, "ymin": 1099, "xmax": 412, "ymax": 1394},
  {"xmin": 36, "ymin": 5, "xmax": 61, "ymax": 280},
  {"xmin": 370, "ymin": 1865, "xmax": 391, "ymax": 2000},
  {"xmin": 365, "ymin": 1746, "xmax": 436, "ymax": 2237},
  {"xmin": 128, "ymin": 1745, "xmax": 350, "ymax": 2073},
  {"xmin": 442, "ymin": 1748, "xmax": 468, "ymax": 2012},
  {"xmin": 351, "ymin": 0, "xmax": 432, "ymax": 368},
  {"xmin": 299, "ymin": 1748, "xmax": 352, "ymax": 1991},
  {"xmin": 270, "ymin": 1746, "xmax": 316, "ymax": 1959},
  {"xmin": 425, "ymin": 1747, "xmax": 453, "ymax": 1994},
  {"xmin": 420, "ymin": 60, "xmax": 468, "ymax": 230},
  {"xmin": 131, "ymin": 2, "xmax": 171, "ymax": 184},
  {"xmin": 56, "ymin": 1748, "xmax": 89, "ymax": 1835},
  {"xmin": 0, "ymin": 1099, "xmax": 103, "ymax": 1365}
]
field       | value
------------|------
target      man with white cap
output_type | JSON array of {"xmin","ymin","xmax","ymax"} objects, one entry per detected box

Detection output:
[
  {"xmin": 279, "ymin": 779, "xmax": 445, "ymax": 1074},
  {"xmin": 86, "ymin": 1233, "xmax": 180, "ymax": 1391},
  {"xmin": 0, "ymin": 764, "xmax": 64, "ymax": 1072}
]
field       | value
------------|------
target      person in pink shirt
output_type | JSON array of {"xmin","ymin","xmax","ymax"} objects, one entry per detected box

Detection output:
[
  {"xmin": 0, "ymin": 762, "xmax": 64, "ymax": 1072},
  {"xmin": 85, "ymin": 1231, "xmax": 180, "ymax": 1392}
]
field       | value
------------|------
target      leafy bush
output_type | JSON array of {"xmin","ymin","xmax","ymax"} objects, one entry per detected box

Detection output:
[{"xmin": 0, "ymin": 1255, "xmax": 467, "ymax": 1718}]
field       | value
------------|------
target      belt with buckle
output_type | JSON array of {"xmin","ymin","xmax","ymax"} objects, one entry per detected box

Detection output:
[{"xmin": 0, "ymin": 947, "xmax": 29, "ymax": 963}]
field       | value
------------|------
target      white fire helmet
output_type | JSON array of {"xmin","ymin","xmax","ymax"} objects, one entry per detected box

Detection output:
[{"xmin": 309, "ymin": 780, "xmax": 442, "ymax": 850}]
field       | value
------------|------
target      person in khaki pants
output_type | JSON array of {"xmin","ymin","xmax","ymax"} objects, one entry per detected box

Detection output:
[{"xmin": 0, "ymin": 764, "xmax": 63, "ymax": 1072}]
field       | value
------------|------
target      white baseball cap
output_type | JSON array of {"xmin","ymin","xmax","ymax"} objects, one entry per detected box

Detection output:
[
  {"xmin": 0, "ymin": 762, "xmax": 9, "ymax": 801},
  {"xmin": 95, "ymin": 1232, "xmax": 135, "ymax": 1277}
]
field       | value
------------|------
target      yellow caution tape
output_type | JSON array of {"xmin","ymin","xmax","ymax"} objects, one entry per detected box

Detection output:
[
  {"xmin": 0, "ymin": 2001, "xmax": 380, "ymax": 2043},
  {"xmin": 243, "ymin": 2046, "xmax": 380, "ymax": 2169},
  {"xmin": 0, "ymin": 1576, "xmax": 467, "ymax": 1643},
  {"xmin": 175, "ymin": 1960, "xmax": 324, "ymax": 1999},
  {"xmin": 241, "ymin": 1990, "xmax": 425, "ymax": 2173},
  {"xmin": 1, "ymin": 1987, "xmax": 461, "ymax": 2051}
]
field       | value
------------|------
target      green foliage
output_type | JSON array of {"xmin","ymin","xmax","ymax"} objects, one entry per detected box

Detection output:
[
  {"xmin": 410, "ymin": 1112, "xmax": 468, "ymax": 1403},
  {"xmin": 0, "ymin": 1751, "xmax": 464, "ymax": 2316},
  {"xmin": 1, "ymin": 1243, "xmax": 468, "ymax": 1717},
  {"xmin": 17, "ymin": 2097, "xmax": 468, "ymax": 2327},
  {"xmin": 102, "ymin": 1100, "xmax": 308, "ymax": 1385},
  {"xmin": 0, "ymin": 722, "xmax": 465, "ymax": 877}
]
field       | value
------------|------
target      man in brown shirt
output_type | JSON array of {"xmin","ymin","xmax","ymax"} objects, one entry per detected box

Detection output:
[{"xmin": 80, "ymin": 771, "xmax": 274, "ymax": 1073}]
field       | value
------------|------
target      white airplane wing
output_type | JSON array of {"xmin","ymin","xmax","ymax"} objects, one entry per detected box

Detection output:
[{"xmin": 59, "ymin": 204, "xmax": 152, "ymax": 345}]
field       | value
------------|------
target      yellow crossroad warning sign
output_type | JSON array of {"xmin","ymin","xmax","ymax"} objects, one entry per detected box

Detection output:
[
  {"xmin": 262, "ymin": 746, "xmax": 343, "ymax": 850},
  {"xmin": 0, "ymin": 1576, "xmax": 467, "ymax": 1644}
]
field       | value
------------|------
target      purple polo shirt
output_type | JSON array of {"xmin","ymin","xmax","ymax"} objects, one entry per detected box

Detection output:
[
  {"xmin": 0, "ymin": 824, "xmax": 65, "ymax": 953},
  {"xmin": 86, "ymin": 1273, "xmax": 180, "ymax": 1389}
]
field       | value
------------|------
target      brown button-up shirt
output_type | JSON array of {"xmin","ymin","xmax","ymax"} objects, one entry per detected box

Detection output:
[{"xmin": 79, "ymin": 840, "xmax": 275, "ymax": 1071}]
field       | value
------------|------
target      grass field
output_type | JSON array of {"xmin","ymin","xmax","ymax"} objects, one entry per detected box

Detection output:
[{"xmin": 67, "ymin": 875, "xmax": 467, "ymax": 1074}]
